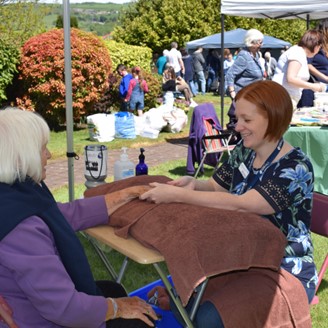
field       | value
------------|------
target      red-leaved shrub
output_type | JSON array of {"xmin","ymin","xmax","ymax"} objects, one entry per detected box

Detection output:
[{"xmin": 16, "ymin": 28, "xmax": 112, "ymax": 129}]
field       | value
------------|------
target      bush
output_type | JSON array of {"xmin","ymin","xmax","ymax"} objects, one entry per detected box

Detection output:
[
  {"xmin": 16, "ymin": 28, "xmax": 112, "ymax": 129},
  {"xmin": 0, "ymin": 40, "xmax": 20, "ymax": 107},
  {"xmin": 104, "ymin": 40, "xmax": 153, "ymax": 73}
]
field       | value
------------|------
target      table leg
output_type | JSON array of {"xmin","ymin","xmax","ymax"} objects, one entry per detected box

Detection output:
[{"xmin": 153, "ymin": 263, "xmax": 194, "ymax": 328}]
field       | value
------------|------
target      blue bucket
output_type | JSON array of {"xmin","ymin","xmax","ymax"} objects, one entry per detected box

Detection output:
[{"xmin": 129, "ymin": 278, "xmax": 183, "ymax": 328}]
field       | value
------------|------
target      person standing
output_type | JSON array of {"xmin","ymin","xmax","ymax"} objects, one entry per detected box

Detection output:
[
  {"xmin": 192, "ymin": 46, "xmax": 206, "ymax": 95},
  {"xmin": 125, "ymin": 66, "xmax": 149, "ymax": 117},
  {"xmin": 116, "ymin": 64, "xmax": 133, "ymax": 111},
  {"xmin": 264, "ymin": 51, "xmax": 277, "ymax": 80},
  {"xmin": 298, "ymin": 19, "xmax": 328, "ymax": 107},
  {"xmin": 180, "ymin": 48, "xmax": 197, "ymax": 97},
  {"xmin": 273, "ymin": 29, "xmax": 325, "ymax": 108},
  {"xmin": 206, "ymin": 49, "xmax": 220, "ymax": 92},
  {"xmin": 225, "ymin": 29, "xmax": 265, "ymax": 129},
  {"xmin": 156, "ymin": 50, "xmax": 169, "ymax": 75},
  {"xmin": 167, "ymin": 42, "xmax": 184, "ymax": 77}
]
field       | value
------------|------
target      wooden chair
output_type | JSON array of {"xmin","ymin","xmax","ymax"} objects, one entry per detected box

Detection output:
[{"xmin": 310, "ymin": 192, "xmax": 328, "ymax": 305}]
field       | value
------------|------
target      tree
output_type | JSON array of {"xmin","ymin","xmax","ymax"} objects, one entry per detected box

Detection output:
[
  {"xmin": 0, "ymin": 0, "xmax": 49, "ymax": 47},
  {"xmin": 112, "ymin": 0, "xmax": 307, "ymax": 52},
  {"xmin": 55, "ymin": 15, "xmax": 79, "ymax": 29}
]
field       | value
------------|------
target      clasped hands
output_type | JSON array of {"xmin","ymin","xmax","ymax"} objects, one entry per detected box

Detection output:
[{"xmin": 105, "ymin": 176, "xmax": 195, "ymax": 213}]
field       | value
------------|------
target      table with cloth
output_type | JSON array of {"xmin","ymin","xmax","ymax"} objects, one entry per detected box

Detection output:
[{"xmin": 285, "ymin": 115, "xmax": 328, "ymax": 195}]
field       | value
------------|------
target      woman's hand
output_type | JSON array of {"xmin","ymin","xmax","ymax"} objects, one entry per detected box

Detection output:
[
  {"xmin": 105, "ymin": 185, "xmax": 152, "ymax": 215},
  {"xmin": 115, "ymin": 296, "xmax": 157, "ymax": 326},
  {"xmin": 0, "ymin": 296, "xmax": 18, "ymax": 328},
  {"xmin": 167, "ymin": 176, "xmax": 197, "ymax": 189},
  {"xmin": 140, "ymin": 182, "xmax": 181, "ymax": 204}
]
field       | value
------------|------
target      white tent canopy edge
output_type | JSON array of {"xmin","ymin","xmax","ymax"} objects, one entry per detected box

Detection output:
[{"xmin": 221, "ymin": 0, "xmax": 328, "ymax": 20}]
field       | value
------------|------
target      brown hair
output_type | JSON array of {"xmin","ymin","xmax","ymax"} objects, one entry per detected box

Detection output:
[
  {"xmin": 298, "ymin": 29, "xmax": 323, "ymax": 53},
  {"xmin": 235, "ymin": 80, "xmax": 293, "ymax": 141},
  {"xmin": 131, "ymin": 66, "xmax": 146, "ymax": 91},
  {"xmin": 316, "ymin": 19, "xmax": 328, "ymax": 57}
]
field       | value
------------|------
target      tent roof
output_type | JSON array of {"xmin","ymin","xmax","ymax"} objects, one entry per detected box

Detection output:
[
  {"xmin": 186, "ymin": 28, "xmax": 291, "ymax": 49},
  {"xmin": 221, "ymin": 0, "xmax": 328, "ymax": 20}
]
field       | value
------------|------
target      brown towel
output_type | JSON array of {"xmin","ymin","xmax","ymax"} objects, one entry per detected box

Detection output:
[
  {"xmin": 85, "ymin": 175, "xmax": 287, "ymax": 304},
  {"xmin": 86, "ymin": 176, "xmax": 311, "ymax": 327}
]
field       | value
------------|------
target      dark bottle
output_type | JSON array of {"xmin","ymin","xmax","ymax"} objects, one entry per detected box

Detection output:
[{"xmin": 135, "ymin": 148, "xmax": 148, "ymax": 176}]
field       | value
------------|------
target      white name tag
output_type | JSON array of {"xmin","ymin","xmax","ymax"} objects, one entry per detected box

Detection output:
[{"xmin": 239, "ymin": 162, "xmax": 249, "ymax": 179}]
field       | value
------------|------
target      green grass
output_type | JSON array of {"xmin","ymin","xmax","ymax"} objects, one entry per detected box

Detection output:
[{"xmin": 48, "ymin": 93, "xmax": 327, "ymax": 327}]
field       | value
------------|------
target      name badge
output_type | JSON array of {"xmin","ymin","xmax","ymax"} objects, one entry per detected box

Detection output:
[{"xmin": 239, "ymin": 162, "xmax": 249, "ymax": 179}]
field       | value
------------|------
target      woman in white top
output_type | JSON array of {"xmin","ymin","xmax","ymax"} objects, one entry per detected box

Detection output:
[{"xmin": 273, "ymin": 29, "xmax": 326, "ymax": 107}]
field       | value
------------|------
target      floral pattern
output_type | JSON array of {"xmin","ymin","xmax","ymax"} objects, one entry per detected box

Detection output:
[{"xmin": 213, "ymin": 141, "xmax": 318, "ymax": 294}]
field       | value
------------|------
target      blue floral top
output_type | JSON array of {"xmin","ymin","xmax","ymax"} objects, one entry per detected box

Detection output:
[{"xmin": 212, "ymin": 141, "xmax": 318, "ymax": 294}]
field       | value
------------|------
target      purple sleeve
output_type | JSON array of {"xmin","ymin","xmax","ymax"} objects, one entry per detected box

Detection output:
[
  {"xmin": 0, "ymin": 217, "xmax": 107, "ymax": 327},
  {"xmin": 57, "ymin": 195, "xmax": 109, "ymax": 231}
]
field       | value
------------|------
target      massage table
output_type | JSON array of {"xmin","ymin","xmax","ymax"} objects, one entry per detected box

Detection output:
[{"xmin": 83, "ymin": 175, "xmax": 312, "ymax": 328}]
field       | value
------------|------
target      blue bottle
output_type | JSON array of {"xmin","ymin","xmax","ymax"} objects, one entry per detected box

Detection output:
[{"xmin": 135, "ymin": 148, "xmax": 148, "ymax": 176}]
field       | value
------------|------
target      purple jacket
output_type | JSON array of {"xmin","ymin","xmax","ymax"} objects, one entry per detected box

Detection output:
[{"xmin": 0, "ymin": 196, "xmax": 108, "ymax": 327}]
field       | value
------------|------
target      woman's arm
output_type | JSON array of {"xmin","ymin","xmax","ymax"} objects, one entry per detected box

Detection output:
[
  {"xmin": 286, "ymin": 60, "xmax": 324, "ymax": 92},
  {"xmin": 140, "ymin": 182, "xmax": 274, "ymax": 214},
  {"xmin": 308, "ymin": 63, "xmax": 328, "ymax": 83}
]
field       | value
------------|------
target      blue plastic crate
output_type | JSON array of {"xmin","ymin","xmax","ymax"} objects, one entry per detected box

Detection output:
[{"xmin": 129, "ymin": 277, "xmax": 183, "ymax": 328}]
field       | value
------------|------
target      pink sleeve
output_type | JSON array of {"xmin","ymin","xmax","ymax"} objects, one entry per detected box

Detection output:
[
  {"xmin": 142, "ymin": 80, "xmax": 149, "ymax": 93},
  {"xmin": 125, "ymin": 79, "xmax": 136, "ymax": 101}
]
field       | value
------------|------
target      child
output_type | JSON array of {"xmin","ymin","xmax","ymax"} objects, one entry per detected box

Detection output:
[
  {"xmin": 125, "ymin": 66, "xmax": 149, "ymax": 116},
  {"xmin": 116, "ymin": 64, "xmax": 133, "ymax": 111}
]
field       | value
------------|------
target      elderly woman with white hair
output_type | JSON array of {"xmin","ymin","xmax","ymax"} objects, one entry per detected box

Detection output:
[
  {"xmin": 0, "ymin": 108, "xmax": 157, "ymax": 327},
  {"xmin": 225, "ymin": 28, "xmax": 265, "ymax": 129}
]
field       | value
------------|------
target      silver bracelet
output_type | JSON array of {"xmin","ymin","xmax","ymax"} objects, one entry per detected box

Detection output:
[{"xmin": 108, "ymin": 298, "xmax": 118, "ymax": 319}]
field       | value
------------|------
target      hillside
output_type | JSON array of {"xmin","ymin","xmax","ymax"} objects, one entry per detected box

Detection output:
[{"xmin": 44, "ymin": 2, "xmax": 130, "ymax": 36}]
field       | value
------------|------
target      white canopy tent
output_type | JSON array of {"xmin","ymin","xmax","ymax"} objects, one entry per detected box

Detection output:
[
  {"xmin": 221, "ymin": 0, "xmax": 328, "ymax": 20},
  {"xmin": 218, "ymin": 0, "xmax": 328, "ymax": 125}
]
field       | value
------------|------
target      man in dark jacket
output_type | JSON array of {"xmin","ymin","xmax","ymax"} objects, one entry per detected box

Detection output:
[{"xmin": 192, "ymin": 47, "xmax": 206, "ymax": 95}]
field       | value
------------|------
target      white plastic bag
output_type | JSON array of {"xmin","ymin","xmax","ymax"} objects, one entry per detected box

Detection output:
[{"xmin": 87, "ymin": 113, "xmax": 115, "ymax": 142}]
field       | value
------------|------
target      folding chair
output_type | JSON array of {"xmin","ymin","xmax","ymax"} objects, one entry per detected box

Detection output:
[
  {"xmin": 310, "ymin": 192, "xmax": 328, "ymax": 305},
  {"xmin": 194, "ymin": 117, "xmax": 235, "ymax": 178},
  {"xmin": 187, "ymin": 103, "xmax": 237, "ymax": 177}
]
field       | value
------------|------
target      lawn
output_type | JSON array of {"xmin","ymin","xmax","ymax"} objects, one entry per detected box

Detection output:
[{"xmin": 49, "ymin": 94, "xmax": 327, "ymax": 327}]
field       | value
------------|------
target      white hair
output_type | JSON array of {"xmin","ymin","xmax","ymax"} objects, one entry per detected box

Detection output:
[
  {"xmin": 244, "ymin": 29, "xmax": 264, "ymax": 47},
  {"xmin": 0, "ymin": 108, "xmax": 50, "ymax": 184}
]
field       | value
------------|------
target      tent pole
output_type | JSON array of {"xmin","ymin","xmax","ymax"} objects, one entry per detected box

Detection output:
[
  {"xmin": 220, "ymin": 14, "xmax": 225, "ymax": 126},
  {"xmin": 63, "ymin": 0, "xmax": 75, "ymax": 201}
]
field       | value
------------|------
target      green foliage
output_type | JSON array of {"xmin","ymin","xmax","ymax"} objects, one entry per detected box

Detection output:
[
  {"xmin": 16, "ymin": 28, "xmax": 112, "ymax": 129},
  {"xmin": 104, "ymin": 40, "xmax": 153, "ymax": 73},
  {"xmin": 0, "ymin": 39, "xmax": 20, "ymax": 106},
  {"xmin": 113, "ymin": 0, "xmax": 222, "ymax": 52},
  {"xmin": 55, "ymin": 15, "xmax": 79, "ymax": 29},
  {"xmin": 0, "ymin": 0, "xmax": 49, "ymax": 47},
  {"xmin": 113, "ymin": 0, "xmax": 308, "ymax": 51}
]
